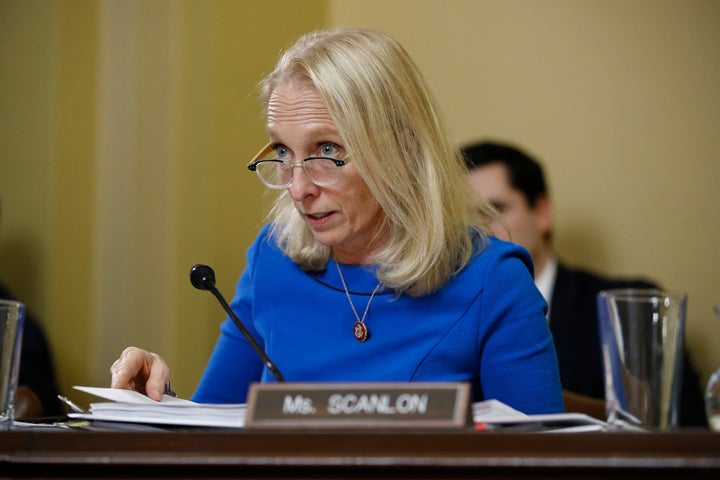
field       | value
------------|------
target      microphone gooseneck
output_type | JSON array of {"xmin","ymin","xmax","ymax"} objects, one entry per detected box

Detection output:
[{"xmin": 189, "ymin": 264, "xmax": 285, "ymax": 382}]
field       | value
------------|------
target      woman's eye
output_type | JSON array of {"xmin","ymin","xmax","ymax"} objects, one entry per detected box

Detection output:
[
  {"xmin": 319, "ymin": 143, "xmax": 340, "ymax": 157},
  {"xmin": 274, "ymin": 146, "xmax": 289, "ymax": 159}
]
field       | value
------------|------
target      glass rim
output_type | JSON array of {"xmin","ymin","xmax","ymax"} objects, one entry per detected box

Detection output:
[
  {"xmin": 598, "ymin": 288, "xmax": 686, "ymax": 301},
  {"xmin": 0, "ymin": 299, "xmax": 24, "ymax": 308}
]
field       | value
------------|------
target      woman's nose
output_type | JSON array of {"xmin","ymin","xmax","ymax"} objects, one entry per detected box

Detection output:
[{"xmin": 288, "ymin": 165, "xmax": 319, "ymax": 199}]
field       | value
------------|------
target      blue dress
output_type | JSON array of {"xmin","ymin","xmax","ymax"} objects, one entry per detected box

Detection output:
[{"xmin": 193, "ymin": 225, "xmax": 564, "ymax": 414}]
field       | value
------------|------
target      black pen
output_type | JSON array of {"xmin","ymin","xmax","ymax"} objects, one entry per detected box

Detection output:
[{"xmin": 57, "ymin": 395, "xmax": 87, "ymax": 414}]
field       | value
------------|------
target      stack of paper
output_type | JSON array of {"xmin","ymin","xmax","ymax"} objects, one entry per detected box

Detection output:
[
  {"xmin": 472, "ymin": 399, "xmax": 527, "ymax": 421},
  {"xmin": 472, "ymin": 399, "xmax": 607, "ymax": 432},
  {"xmin": 69, "ymin": 386, "xmax": 246, "ymax": 428},
  {"xmin": 68, "ymin": 386, "xmax": 606, "ymax": 432}
]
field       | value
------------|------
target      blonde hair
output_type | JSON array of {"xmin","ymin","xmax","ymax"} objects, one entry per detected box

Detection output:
[{"xmin": 260, "ymin": 27, "xmax": 497, "ymax": 296}]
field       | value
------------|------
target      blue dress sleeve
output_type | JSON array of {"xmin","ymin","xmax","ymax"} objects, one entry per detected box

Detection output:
[{"xmin": 476, "ymin": 243, "xmax": 565, "ymax": 414}]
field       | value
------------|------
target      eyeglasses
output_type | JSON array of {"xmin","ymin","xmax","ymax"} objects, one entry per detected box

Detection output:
[{"xmin": 247, "ymin": 143, "xmax": 351, "ymax": 189}]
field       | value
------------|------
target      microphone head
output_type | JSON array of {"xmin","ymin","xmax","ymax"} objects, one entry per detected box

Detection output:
[{"xmin": 190, "ymin": 264, "xmax": 216, "ymax": 291}]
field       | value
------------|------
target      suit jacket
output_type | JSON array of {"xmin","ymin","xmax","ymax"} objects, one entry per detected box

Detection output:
[{"xmin": 548, "ymin": 262, "xmax": 707, "ymax": 427}]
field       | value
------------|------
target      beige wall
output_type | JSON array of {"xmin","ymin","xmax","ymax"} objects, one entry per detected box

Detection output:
[
  {"xmin": 1, "ymin": 0, "xmax": 718, "ymax": 405},
  {"xmin": 330, "ymin": 0, "xmax": 720, "ymax": 385},
  {"xmin": 0, "ymin": 0, "xmax": 326, "ymax": 402}
]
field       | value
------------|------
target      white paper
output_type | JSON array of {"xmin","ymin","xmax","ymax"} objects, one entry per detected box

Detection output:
[
  {"xmin": 68, "ymin": 386, "xmax": 246, "ymax": 428},
  {"xmin": 68, "ymin": 386, "xmax": 606, "ymax": 431},
  {"xmin": 73, "ymin": 386, "xmax": 196, "ymax": 405},
  {"xmin": 472, "ymin": 399, "xmax": 527, "ymax": 421},
  {"xmin": 470, "ymin": 398, "xmax": 606, "ymax": 431}
]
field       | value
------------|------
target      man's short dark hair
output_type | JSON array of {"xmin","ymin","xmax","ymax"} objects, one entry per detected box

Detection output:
[{"xmin": 461, "ymin": 141, "xmax": 548, "ymax": 207}]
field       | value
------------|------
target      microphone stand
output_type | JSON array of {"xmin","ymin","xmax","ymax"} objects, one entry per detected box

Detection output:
[{"xmin": 190, "ymin": 264, "xmax": 285, "ymax": 382}]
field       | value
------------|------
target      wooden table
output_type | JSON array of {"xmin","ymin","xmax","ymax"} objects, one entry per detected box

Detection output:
[{"xmin": 2, "ymin": 427, "xmax": 719, "ymax": 478}]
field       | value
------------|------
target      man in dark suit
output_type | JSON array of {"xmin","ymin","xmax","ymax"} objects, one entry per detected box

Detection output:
[{"xmin": 462, "ymin": 141, "xmax": 706, "ymax": 426}]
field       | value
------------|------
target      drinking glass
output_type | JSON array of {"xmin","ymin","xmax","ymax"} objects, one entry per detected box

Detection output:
[
  {"xmin": 597, "ymin": 289, "xmax": 686, "ymax": 430},
  {"xmin": 0, "ymin": 300, "xmax": 25, "ymax": 430},
  {"xmin": 705, "ymin": 305, "xmax": 720, "ymax": 431}
]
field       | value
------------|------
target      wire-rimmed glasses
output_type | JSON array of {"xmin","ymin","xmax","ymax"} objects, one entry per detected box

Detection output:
[{"xmin": 247, "ymin": 143, "xmax": 351, "ymax": 189}]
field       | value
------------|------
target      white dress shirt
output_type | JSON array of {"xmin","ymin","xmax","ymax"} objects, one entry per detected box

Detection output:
[{"xmin": 534, "ymin": 256, "xmax": 558, "ymax": 318}]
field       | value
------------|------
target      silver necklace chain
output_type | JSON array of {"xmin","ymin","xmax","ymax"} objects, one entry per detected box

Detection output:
[{"xmin": 335, "ymin": 260, "xmax": 382, "ymax": 341}]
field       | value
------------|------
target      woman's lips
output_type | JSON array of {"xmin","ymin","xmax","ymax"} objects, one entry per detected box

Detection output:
[{"xmin": 305, "ymin": 211, "xmax": 334, "ymax": 228}]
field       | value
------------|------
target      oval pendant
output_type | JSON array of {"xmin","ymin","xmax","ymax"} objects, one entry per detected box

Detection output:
[{"xmin": 353, "ymin": 321, "xmax": 369, "ymax": 342}]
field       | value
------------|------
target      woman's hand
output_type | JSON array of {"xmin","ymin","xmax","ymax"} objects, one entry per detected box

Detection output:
[{"xmin": 110, "ymin": 346, "xmax": 171, "ymax": 401}]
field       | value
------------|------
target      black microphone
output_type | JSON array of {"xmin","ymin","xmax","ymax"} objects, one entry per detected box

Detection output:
[{"xmin": 189, "ymin": 264, "xmax": 285, "ymax": 382}]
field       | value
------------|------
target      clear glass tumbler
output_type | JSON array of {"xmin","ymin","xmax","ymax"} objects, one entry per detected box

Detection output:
[{"xmin": 705, "ymin": 305, "xmax": 720, "ymax": 431}]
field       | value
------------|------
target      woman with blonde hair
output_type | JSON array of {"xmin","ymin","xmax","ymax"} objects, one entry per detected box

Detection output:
[{"xmin": 111, "ymin": 27, "xmax": 563, "ymax": 414}]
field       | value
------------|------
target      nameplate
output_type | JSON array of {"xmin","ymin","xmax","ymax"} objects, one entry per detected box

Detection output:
[{"xmin": 244, "ymin": 382, "xmax": 471, "ymax": 429}]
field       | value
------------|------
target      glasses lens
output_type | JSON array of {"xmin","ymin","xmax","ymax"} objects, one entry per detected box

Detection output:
[
  {"xmin": 305, "ymin": 158, "xmax": 343, "ymax": 186},
  {"xmin": 254, "ymin": 160, "xmax": 291, "ymax": 188}
]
